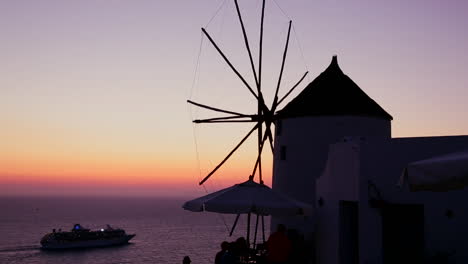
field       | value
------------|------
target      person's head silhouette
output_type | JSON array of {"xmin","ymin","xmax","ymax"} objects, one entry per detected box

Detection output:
[
  {"xmin": 183, "ymin": 256, "xmax": 191, "ymax": 264},
  {"xmin": 277, "ymin": 224, "xmax": 286, "ymax": 233}
]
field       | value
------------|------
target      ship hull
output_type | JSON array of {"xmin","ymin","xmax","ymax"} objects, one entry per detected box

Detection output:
[{"xmin": 41, "ymin": 234, "xmax": 135, "ymax": 250}]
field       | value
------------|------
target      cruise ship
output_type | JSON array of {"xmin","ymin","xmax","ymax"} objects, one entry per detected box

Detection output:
[{"xmin": 40, "ymin": 224, "xmax": 135, "ymax": 249}]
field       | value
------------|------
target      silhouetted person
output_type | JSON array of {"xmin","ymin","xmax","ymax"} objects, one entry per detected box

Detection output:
[
  {"xmin": 234, "ymin": 237, "xmax": 249, "ymax": 262},
  {"xmin": 183, "ymin": 256, "xmax": 191, "ymax": 264},
  {"xmin": 220, "ymin": 242, "xmax": 237, "ymax": 264},
  {"xmin": 215, "ymin": 241, "xmax": 229, "ymax": 264},
  {"xmin": 287, "ymin": 229, "xmax": 306, "ymax": 264},
  {"xmin": 266, "ymin": 224, "xmax": 291, "ymax": 264}
]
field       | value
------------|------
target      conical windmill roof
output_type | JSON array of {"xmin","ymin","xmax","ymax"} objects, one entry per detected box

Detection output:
[{"xmin": 276, "ymin": 56, "xmax": 393, "ymax": 120}]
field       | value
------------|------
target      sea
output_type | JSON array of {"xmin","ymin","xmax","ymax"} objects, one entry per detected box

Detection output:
[{"xmin": 0, "ymin": 196, "xmax": 270, "ymax": 264}]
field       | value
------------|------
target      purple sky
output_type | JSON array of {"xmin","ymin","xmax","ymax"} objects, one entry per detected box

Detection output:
[{"xmin": 1, "ymin": 0, "xmax": 468, "ymax": 196}]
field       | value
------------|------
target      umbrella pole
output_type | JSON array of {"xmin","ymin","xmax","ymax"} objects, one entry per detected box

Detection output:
[
  {"xmin": 261, "ymin": 215, "xmax": 265, "ymax": 243},
  {"xmin": 247, "ymin": 212, "xmax": 251, "ymax": 246},
  {"xmin": 253, "ymin": 213, "xmax": 259, "ymax": 248},
  {"xmin": 229, "ymin": 214, "xmax": 241, "ymax": 237}
]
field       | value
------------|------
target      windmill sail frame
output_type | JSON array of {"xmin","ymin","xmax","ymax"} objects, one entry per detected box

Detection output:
[{"xmin": 188, "ymin": 0, "xmax": 308, "ymax": 185}]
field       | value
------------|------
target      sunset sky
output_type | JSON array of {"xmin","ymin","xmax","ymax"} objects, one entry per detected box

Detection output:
[{"xmin": 1, "ymin": 0, "xmax": 468, "ymax": 197}]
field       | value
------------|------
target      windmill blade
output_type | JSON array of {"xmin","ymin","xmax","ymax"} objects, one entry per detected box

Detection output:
[
  {"xmin": 251, "ymin": 130, "xmax": 269, "ymax": 178},
  {"xmin": 257, "ymin": 92, "xmax": 271, "ymax": 122},
  {"xmin": 257, "ymin": 112, "xmax": 263, "ymax": 183},
  {"xmin": 256, "ymin": 0, "xmax": 270, "ymax": 126},
  {"xmin": 234, "ymin": 0, "xmax": 259, "ymax": 90},
  {"xmin": 196, "ymin": 120, "xmax": 257, "ymax": 123},
  {"xmin": 187, "ymin": 100, "xmax": 248, "ymax": 117},
  {"xmin": 257, "ymin": 0, "xmax": 266, "ymax": 94},
  {"xmin": 276, "ymin": 71, "xmax": 309, "ymax": 108},
  {"xmin": 272, "ymin": 20, "xmax": 292, "ymax": 109},
  {"xmin": 193, "ymin": 115, "xmax": 256, "ymax": 124},
  {"xmin": 201, "ymin": 28, "xmax": 258, "ymax": 100},
  {"xmin": 199, "ymin": 123, "xmax": 259, "ymax": 185},
  {"xmin": 265, "ymin": 124, "xmax": 274, "ymax": 153}
]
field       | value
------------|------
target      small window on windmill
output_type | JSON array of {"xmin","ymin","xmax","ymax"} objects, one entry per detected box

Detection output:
[
  {"xmin": 280, "ymin": 145, "xmax": 287, "ymax": 160},
  {"xmin": 276, "ymin": 120, "xmax": 282, "ymax": 136}
]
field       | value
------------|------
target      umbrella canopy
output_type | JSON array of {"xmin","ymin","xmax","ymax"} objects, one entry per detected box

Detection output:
[
  {"xmin": 399, "ymin": 151, "xmax": 468, "ymax": 192},
  {"xmin": 183, "ymin": 178, "xmax": 312, "ymax": 216}
]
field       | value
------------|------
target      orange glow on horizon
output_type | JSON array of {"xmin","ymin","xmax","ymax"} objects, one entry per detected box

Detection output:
[
  {"xmin": 1, "ymin": 113, "xmax": 273, "ymax": 197},
  {"xmin": 1, "ymin": 144, "xmax": 273, "ymax": 197}
]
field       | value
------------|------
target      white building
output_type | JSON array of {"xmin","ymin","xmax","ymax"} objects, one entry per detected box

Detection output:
[{"xmin": 272, "ymin": 56, "xmax": 468, "ymax": 264}]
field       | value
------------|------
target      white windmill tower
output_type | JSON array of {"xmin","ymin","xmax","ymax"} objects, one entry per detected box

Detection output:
[{"xmin": 271, "ymin": 55, "xmax": 393, "ymax": 238}]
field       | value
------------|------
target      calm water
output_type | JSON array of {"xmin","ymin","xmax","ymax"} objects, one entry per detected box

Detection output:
[{"xmin": 0, "ymin": 196, "xmax": 269, "ymax": 264}]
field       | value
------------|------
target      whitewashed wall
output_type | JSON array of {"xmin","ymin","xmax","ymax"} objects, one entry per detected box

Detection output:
[
  {"xmin": 360, "ymin": 136, "xmax": 468, "ymax": 264},
  {"xmin": 272, "ymin": 115, "xmax": 390, "ymax": 238},
  {"xmin": 316, "ymin": 140, "xmax": 361, "ymax": 264},
  {"xmin": 317, "ymin": 136, "xmax": 468, "ymax": 264}
]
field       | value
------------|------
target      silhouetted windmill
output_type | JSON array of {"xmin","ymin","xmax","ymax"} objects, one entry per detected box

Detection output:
[{"xmin": 188, "ymin": 0, "xmax": 308, "ymax": 186}]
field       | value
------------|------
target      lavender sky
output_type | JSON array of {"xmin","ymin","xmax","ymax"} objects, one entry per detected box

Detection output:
[{"xmin": 1, "ymin": 0, "xmax": 468, "ymax": 197}]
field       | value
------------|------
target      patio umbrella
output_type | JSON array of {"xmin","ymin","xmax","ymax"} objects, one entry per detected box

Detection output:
[
  {"xmin": 183, "ymin": 178, "xmax": 312, "ymax": 216},
  {"xmin": 399, "ymin": 151, "xmax": 468, "ymax": 192},
  {"xmin": 183, "ymin": 177, "xmax": 312, "ymax": 245}
]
